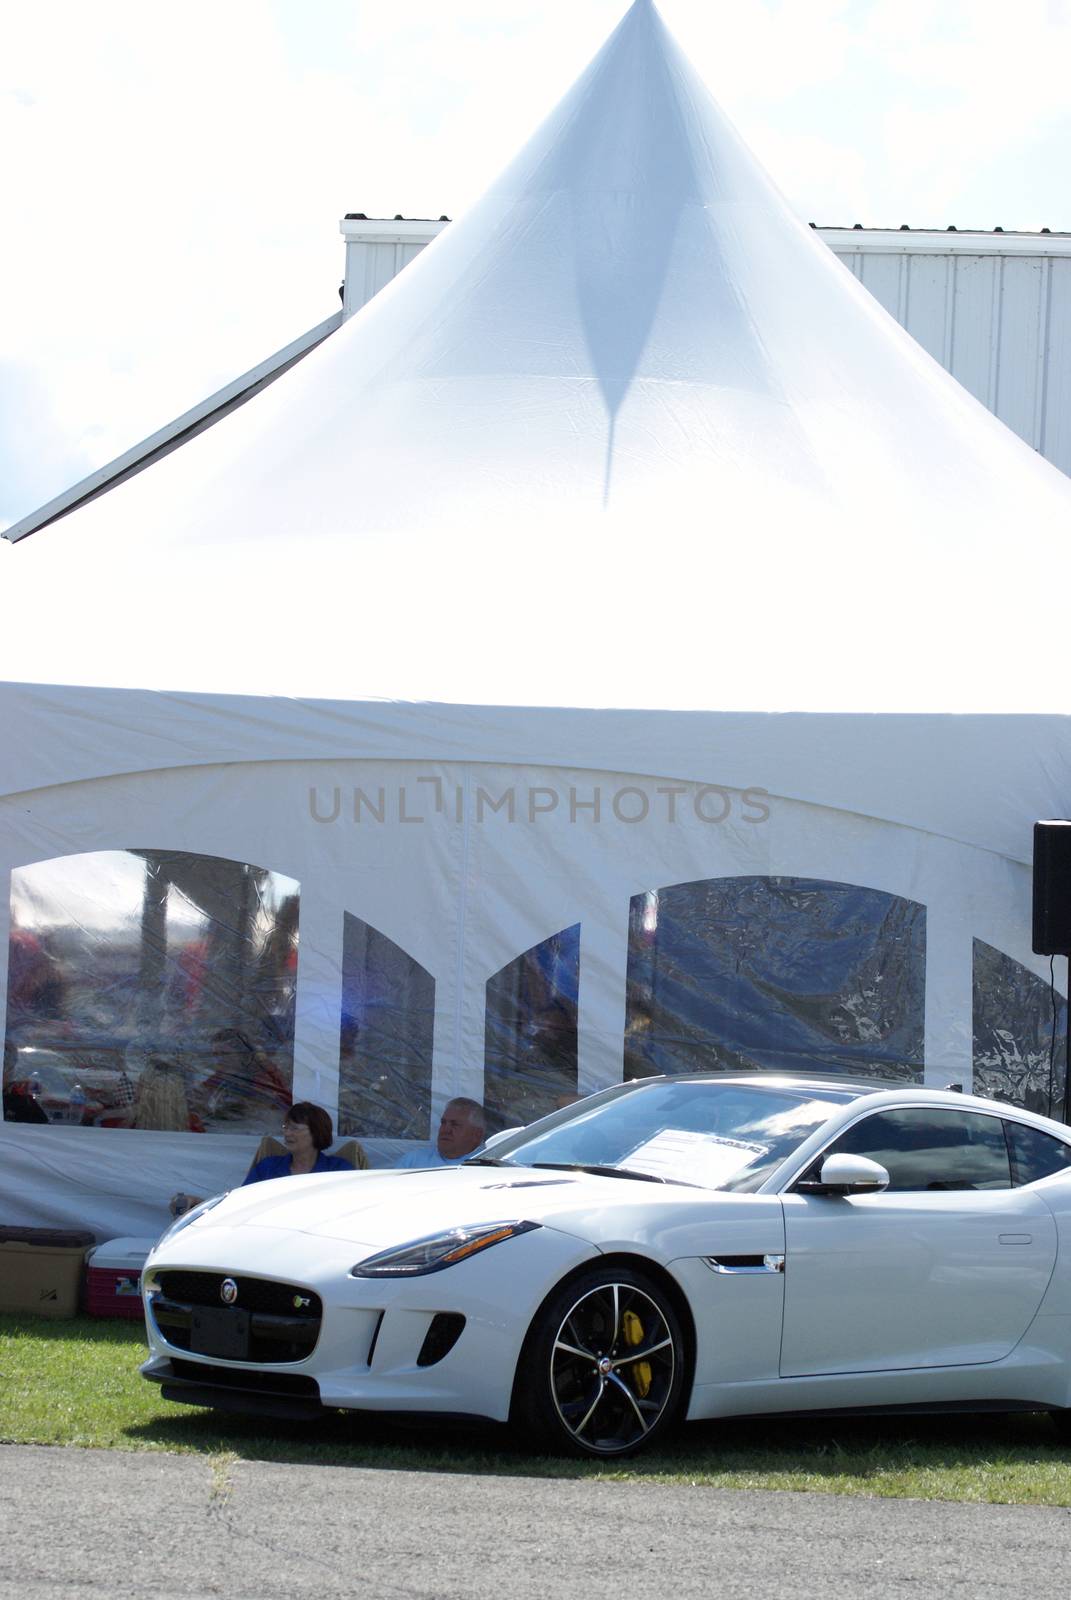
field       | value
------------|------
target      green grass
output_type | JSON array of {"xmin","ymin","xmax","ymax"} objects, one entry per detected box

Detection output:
[{"xmin": 4, "ymin": 1313, "xmax": 1071, "ymax": 1504}]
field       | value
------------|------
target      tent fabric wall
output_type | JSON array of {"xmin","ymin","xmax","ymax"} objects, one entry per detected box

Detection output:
[
  {"xmin": 3, "ymin": 0, "xmax": 1071, "ymax": 1236},
  {"xmin": 0, "ymin": 736, "xmax": 1065, "ymax": 1234}
]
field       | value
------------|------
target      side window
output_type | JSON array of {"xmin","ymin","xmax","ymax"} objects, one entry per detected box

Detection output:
[
  {"xmin": 973, "ymin": 940, "xmax": 1067, "ymax": 1114},
  {"xmin": 1005, "ymin": 1120, "xmax": 1071, "ymax": 1187},
  {"xmin": 4, "ymin": 850, "xmax": 298, "ymax": 1133},
  {"xmin": 484, "ymin": 925, "xmax": 580, "ymax": 1131},
  {"xmin": 624, "ymin": 876, "xmax": 925, "ymax": 1082},
  {"xmin": 337, "ymin": 914, "xmax": 434, "ymax": 1140},
  {"xmin": 823, "ymin": 1108, "xmax": 1011, "ymax": 1191}
]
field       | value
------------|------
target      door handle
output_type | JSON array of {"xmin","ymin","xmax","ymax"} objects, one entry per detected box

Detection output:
[{"xmin": 998, "ymin": 1234, "xmax": 1033, "ymax": 1245}]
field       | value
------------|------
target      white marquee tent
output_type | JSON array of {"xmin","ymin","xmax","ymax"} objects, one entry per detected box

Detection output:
[{"xmin": 3, "ymin": 0, "xmax": 1071, "ymax": 1239}]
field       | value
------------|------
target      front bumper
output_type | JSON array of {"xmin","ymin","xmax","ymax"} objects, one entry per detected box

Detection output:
[
  {"xmin": 142, "ymin": 1354, "xmax": 326, "ymax": 1421},
  {"xmin": 141, "ymin": 1220, "xmax": 595, "ymax": 1422}
]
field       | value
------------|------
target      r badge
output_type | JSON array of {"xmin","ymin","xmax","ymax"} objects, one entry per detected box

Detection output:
[{"xmin": 220, "ymin": 1278, "xmax": 238, "ymax": 1306}]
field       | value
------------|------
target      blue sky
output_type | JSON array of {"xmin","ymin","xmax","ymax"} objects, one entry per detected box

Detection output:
[{"xmin": 3, "ymin": 0, "xmax": 1071, "ymax": 530}]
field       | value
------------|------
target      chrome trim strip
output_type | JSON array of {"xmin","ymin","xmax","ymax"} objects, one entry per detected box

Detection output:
[{"xmin": 705, "ymin": 1254, "xmax": 785, "ymax": 1275}]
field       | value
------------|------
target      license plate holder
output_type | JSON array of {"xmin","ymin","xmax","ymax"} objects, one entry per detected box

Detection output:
[{"xmin": 190, "ymin": 1305, "xmax": 251, "ymax": 1360}]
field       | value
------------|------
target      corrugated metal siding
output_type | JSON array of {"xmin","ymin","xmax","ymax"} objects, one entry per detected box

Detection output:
[
  {"xmin": 833, "ymin": 244, "xmax": 1071, "ymax": 477},
  {"xmin": 1046, "ymin": 262, "xmax": 1071, "ymax": 473},
  {"xmin": 347, "ymin": 241, "xmax": 428, "ymax": 314}
]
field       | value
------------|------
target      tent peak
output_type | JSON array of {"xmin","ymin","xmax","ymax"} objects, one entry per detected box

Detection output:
[{"xmin": 7, "ymin": 0, "xmax": 1071, "ymax": 723}]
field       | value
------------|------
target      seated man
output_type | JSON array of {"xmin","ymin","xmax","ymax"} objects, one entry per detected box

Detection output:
[{"xmin": 395, "ymin": 1096, "xmax": 486, "ymax": 1168}]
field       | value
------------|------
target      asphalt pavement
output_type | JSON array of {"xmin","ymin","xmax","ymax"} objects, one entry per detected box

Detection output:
[{"xmin": 2, "ymin": 1443, "xmax": 1071, "ymax": 1600}]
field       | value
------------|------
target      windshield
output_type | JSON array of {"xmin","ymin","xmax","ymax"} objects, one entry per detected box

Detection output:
[{"xmin": 478, "ymin": 1078, "xmax": 861, "ymax": 1192}]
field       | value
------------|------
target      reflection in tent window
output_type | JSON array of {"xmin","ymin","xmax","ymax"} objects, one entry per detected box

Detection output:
[
  {"xmin": 484, "ymin": 925, "xmax": 580, "ymax": 1130},
  {"xmin": 624, "ymin": 877, "xmax": 924, "ymax": 1082},
  {"xmin": 337, "ymin": 915, "xmax": 435, "ymax": 1140},
  {"xmin": 973, "ymin": 939, "xmax": 1067, "ymax": 1114},
  {"xmin": 3, "ymin": 850, "xmax": 298, "ymax": 1133}
]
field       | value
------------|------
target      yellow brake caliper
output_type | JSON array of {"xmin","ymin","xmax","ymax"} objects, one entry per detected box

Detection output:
[{"xmin": 622, "ymin": 1308, "xmax": 652, "ymax": 1398}]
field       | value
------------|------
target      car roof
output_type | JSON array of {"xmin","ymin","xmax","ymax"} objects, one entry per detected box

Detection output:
[
  {"xmin": 625, "ymin": 1069, "xmax": 1071, "ymax": 1136},
  {"xmin": 631, "ymin": 1069, "xmax": 914, "ymax": 1096}
]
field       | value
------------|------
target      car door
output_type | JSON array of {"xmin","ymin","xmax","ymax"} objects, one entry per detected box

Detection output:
[{"xmin": 779, "ymin": 1105, "xmax": 1057, "ymax": 1378}]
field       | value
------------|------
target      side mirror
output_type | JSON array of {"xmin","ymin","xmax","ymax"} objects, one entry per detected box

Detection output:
[{"xmin": 797, "ymin": 1152, "xmax": 890, "ymax": 1196}]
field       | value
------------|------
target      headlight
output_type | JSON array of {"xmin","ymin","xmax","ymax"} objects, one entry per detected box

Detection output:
[
  {"xmin": 153, "ymin": 1192, "xmax": 229, "ymax": 1250},
  {"xmin": 351, "ymin": 1220, "xmax": 540, "ymax": 1278}
]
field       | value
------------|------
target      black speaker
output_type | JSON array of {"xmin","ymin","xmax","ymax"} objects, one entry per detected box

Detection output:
[{"xmin": 1033, "ymin": 821, "xmax": 1071, "ymax": 955}]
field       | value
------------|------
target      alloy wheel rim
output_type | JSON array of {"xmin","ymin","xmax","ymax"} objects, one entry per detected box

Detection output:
[{"xmin": 549, "ymin": 1281, "xmax": 676, "ymax": 1454}]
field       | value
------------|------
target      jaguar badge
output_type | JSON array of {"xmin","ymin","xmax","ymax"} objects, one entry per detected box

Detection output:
[{"xmin": 220, "ymin": 1278, "xmax": 238, "ymax": 1305}]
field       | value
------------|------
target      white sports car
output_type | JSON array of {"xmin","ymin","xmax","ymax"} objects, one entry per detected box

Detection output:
[{"xmin": 142, "ymin": 1073, "xmax": 1071, "ymax": 1457}]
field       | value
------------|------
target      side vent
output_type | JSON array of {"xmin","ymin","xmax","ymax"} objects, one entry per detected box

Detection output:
[{"xmin": 416, "ymin": 1313, "xmax": 466, "ymax": 1367}]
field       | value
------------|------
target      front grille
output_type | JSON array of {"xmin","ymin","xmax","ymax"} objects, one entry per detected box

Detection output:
[
  {"xmin": 155, "ymin": 1271, "xmax": 322, "ymax": 1319},
  {"xmin": 169, "ymin": 1358, "xmax": 319, "ymax": 1397},
  {"xmin": 149, "ymin": 1271, "xmax": 322, "ymax": 1364}
]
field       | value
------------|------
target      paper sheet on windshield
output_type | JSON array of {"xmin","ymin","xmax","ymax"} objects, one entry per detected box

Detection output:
[{"xmin": 625, "ymin": 1129, "xmax": 769, "ymax": 1187}]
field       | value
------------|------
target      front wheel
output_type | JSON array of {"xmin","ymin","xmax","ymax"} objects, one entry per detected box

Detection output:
[{"xmin": 513, "ymin": 1265, "xmax": 686, "ymax": 1458}]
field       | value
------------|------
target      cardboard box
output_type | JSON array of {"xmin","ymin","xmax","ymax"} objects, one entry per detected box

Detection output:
[
  {"xmin": 85, "ymin": 1237, "xmax": 154, "ymax": 1320},
  {"xmin": 0, "ymin": 1227, "xmax": 96, "ymax": 1318}
]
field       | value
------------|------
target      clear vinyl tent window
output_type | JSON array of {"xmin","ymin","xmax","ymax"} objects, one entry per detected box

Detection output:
[
  {"xmin": 3, "ymin": 850, "xmax": 298, "ymax": 1133},
  {"xmin": 624, "ymin": 876, "xmax": 925, "ymax": 1082},
  {"xmin": 337, "ymin": 914, "xmax": 435, "ymax": 1140},
  {"xmin": 972, "ymin": 939, "xmax": 1068, "ymax": 1114},
  {"xmin": 484, "ymin": 924, "xmax": 580, "ymax": 1130}
]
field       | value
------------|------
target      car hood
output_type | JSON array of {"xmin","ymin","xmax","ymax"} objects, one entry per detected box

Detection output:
[{"xmin": 174, "ymin": 1163, "xmax": 776, "ymax": 1257}]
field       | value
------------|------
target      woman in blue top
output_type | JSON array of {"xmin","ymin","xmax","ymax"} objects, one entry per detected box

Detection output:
[
  {"xmin": 170, "ymin": 1102, "xmax": 350, "ymax": 1216},
  {"xmin": 243, "ymin": 1101, "xmax": 351, "ymax": 1184}
]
